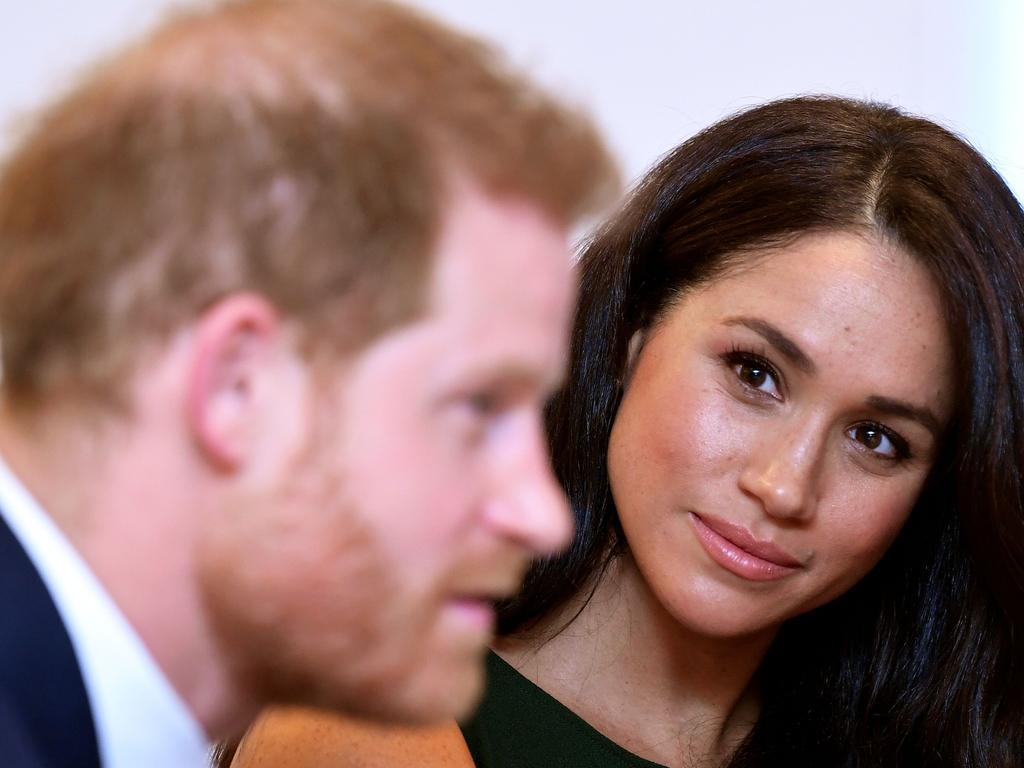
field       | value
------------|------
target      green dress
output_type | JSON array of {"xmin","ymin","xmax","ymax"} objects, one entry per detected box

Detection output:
[{"xmin": 460, "ymin": 651, "xmax": 667, "ymax": 768}]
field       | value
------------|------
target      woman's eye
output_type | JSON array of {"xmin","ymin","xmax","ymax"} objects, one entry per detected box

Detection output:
[
  {"xmin": 730, "ymin": 355, "xmax": 781, "ymax": 399},
  {"xmin": 847, "ymin": 423, "xmax": 908, "ymax": 461}
]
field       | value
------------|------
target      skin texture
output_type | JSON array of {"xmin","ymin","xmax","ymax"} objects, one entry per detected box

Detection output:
[
  {"xmin": 0, "ymin": 183, "xmax": 576, "ymax": 735},
  {"xmin": 503, "ymin": 231, "xmax": 954, "ymax": 768}
]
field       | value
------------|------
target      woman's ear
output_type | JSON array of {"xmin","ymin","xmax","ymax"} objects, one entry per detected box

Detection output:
[{"xmin": 621, "ymin": 329, "xmax": 646, "ymax": 390}]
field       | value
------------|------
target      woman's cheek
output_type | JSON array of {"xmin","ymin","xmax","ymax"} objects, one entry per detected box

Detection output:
[
  {"xmin": 820, "ymin": 480, "xmax": 920, "ymax": 579},
  {"xmin": 668, "ymin": 384, "xmax": 762, "ymax": 477}
]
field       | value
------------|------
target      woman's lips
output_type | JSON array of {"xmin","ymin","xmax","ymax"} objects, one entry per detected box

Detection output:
[{"xmin": 689, "ymin": 512, "xmax": 804, "ymax": 581}]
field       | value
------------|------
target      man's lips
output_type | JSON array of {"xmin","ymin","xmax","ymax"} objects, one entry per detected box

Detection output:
[
  {"xmin": 446, "ymin": 574, "xmax": 524, "ymax": 632},
  {"xmin": 449, "ymin": 579, "xmax": 521, "ymax": 607},
  {"xmin": 445, "ymin": 597, "xmax": 497, "ymax": 633},
  {"xmin": 689, "ymin": 512, "xmax": 805, "ymax": 581}
]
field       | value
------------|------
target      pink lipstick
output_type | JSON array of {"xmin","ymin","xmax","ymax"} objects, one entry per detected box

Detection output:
[{"xmin": 689, "ymin": 512, "xmax": 803, "ymax": 581}]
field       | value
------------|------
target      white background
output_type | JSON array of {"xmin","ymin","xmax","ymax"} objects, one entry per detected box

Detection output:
[{"xmin": 1, "ymin": 1, "xmax": 1020, "ymax": 198}]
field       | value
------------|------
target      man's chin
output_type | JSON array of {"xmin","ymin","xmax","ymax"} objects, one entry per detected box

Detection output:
[{"xmin": 334, "ymin": 651, "xmax": 488, "ymax": 726}]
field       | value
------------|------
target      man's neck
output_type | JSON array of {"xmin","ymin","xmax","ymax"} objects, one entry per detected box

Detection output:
[
  {"xmin": 0, "ymin": 404, "xmax": 250, "ymax": 739},
  {"xmin": 496, "ymin": 553, "xmax": 774, "ymax": 768}
]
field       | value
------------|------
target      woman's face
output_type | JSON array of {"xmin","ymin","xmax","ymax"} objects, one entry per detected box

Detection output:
[{"xmin": 606, "ymin": 231, "xmax": 954, "ymax": 638}]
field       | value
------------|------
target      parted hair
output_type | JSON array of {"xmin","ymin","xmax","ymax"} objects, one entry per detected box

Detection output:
[
  {"xmin": 501, "ymin": 96, "xmax": 1024, "ymax": 766},
  {"xmin": 0, "ymin": 0, "xmax": 618, "ymax": 407}
]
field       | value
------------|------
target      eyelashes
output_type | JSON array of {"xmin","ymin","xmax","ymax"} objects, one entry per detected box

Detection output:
[
  {"xmin": 722, "ymin": 347, "xmax": 783, "ymax": 400},
  {"xmin": 844, "ymin": 422, "xmax": 911, "ymax": 461},
  {"xmin": 718, "ymin": 346, "xmax": 913, "ymax": 463}
]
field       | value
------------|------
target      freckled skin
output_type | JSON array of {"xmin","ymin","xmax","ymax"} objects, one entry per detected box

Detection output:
[{"xmin": 607, "ymin": 231, "xmax": 954, "ymax": 640}]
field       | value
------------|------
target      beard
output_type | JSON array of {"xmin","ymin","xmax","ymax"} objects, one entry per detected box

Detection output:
[
  {"xmin": 195, "ymin": 404, "xmax": 411, "ymax": 716},
  {"xmin": 194, "ymin": 408, "xmax": 488, "ymax": 725}
]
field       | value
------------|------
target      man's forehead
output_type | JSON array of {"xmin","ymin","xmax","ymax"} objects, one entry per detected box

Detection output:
[
  {"xmin": 428, "ymin": 184, "xmax": 572, "ymax": 290},
  {"xmin": 393, "ymin": 183, "xmax": 576, "ymax": 389}
]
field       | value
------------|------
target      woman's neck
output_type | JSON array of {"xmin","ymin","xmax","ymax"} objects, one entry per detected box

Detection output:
[{"xmin": 496, "ymin": 552, "xmax": 777, "ymax": 768}]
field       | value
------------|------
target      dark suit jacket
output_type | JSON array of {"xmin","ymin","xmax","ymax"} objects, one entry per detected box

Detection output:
[{"xmin": 0, "ymin": 512, "xmax": 101, "ymax": 767}]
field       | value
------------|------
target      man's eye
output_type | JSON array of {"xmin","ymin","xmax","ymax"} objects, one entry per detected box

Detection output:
[
  {"xmin": 467, "ymin": 392, "xmax": 499, "ymax": 417},
  {"xmin": 846, "ymin": 423, "xmax": 909, "ymax": 461}
]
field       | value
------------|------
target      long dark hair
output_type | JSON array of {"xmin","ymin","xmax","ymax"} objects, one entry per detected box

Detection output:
[{"xmin": 500, "ymin": 96, "xmax": 1024, "ymax": 766}]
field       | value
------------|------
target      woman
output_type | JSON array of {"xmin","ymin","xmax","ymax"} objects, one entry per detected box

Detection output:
[{"xmin": 222, "ymin": 96, "xmax": 1024, "ymax": 767}]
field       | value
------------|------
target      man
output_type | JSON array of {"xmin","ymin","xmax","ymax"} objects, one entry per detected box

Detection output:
[{"xmin": 0, "ymin": 0, "xmax": 618, "ymax": 765}]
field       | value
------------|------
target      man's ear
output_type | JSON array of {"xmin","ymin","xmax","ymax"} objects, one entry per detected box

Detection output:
[{"xmin": 185, "ymin": 293, "xmax": 287, "ymax": 473}]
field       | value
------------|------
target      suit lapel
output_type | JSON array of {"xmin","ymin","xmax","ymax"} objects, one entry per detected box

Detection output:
[{"xmin": 0, "ymin": 511, "xmax": 102, "ymax": 768}]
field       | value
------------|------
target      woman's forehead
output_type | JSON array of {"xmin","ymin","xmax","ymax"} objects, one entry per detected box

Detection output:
[{"xmin": 653, "ymin": 230, "xmax": 955, "ymax": 419}]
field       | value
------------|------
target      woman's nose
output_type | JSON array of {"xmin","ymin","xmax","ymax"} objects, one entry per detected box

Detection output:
[{"xmin": 737, "ymin": 419, "xmax": 823, "ymax": 522}]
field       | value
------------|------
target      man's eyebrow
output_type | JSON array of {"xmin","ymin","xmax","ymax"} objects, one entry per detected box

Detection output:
[
  {"xmin": 864, "ymin": 395, "xmax": 943, "ymax": 439},
  {"xmin": 722, "ymin": 316, "xmax": 816, "ymax": 375},
  {"xmin": 465, "ymin": 362, "xmax": 564, "ymax": 397}
]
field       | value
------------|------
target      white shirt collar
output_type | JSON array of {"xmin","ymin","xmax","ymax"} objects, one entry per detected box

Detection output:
[{"xmin": 0, "ymin": 454, "xmax": 211, "ymax": 768}]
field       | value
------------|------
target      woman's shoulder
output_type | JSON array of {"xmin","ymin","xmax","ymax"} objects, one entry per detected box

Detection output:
[
  {"xmin": 462, "ymin": 650, "xmax": 666, "ymax": 768},
  {"xmin": 228, "ymin": 706, "xmax": 474, "ymax": 768}
]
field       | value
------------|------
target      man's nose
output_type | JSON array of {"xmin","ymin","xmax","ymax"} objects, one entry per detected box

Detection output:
[{"xmin": 483, "ymin": 419, "xmax": 574, "ymax": 556}]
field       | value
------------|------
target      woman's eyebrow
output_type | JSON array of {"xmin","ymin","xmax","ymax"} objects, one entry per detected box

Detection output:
[
  {"xmin": 722, "ymin": 316, "xmax": 816, "ymax": 374},
  {"xmin": 864, "ymin": 395, "xmax": 942, "ymax": 439},
  {"xmin": 722, "ymin": 315, "xmax": 943, "ymax": 439}
]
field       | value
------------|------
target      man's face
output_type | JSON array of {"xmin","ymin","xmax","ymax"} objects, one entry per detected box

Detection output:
[{"xmin": 201, "ymin": 184, "xmax": 575, "ymax": 723}]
